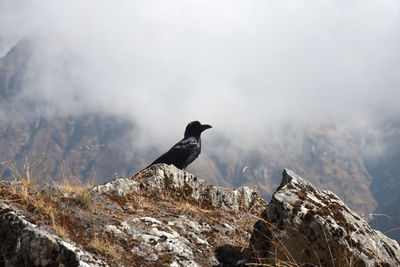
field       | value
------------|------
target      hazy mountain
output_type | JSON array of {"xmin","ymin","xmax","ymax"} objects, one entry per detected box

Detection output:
[
  {"xmin": 0, "ymin": 41, "xmax": 399, "ymax": 241},
  {"xmin": 0, "ymin": 40, "xmax": 143, "ymax": 182},
  {"xmin": 363, "ymin": 118, "xmax": 400, "ymax": 242}
]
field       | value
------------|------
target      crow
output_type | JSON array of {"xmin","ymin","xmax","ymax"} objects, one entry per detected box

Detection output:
[{"xmin": 148, "ymin": 121, "xmax": 212, "ymax": 170}]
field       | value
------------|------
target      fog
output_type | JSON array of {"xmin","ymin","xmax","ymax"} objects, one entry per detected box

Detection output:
[{"xmin": 1, "ymin": 0, "xmax": 400, "ymax": 150}]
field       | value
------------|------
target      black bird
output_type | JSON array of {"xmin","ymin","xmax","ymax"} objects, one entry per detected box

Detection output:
[{"xmin": 148, "ymin": 121, "xmax": 212, "ymax": 170}]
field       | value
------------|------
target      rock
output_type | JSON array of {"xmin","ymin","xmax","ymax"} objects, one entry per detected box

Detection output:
[
  {"xmin": 250, "ymin": 169, "xmax": 400, "ymax": 267},
  {"xmin": 0, "ymin": 202, "xmax": 108, "ymax": 267},
  {"xmin": 91, "ymin": 177, "xmax": 140, "ymax": 197},
  {"xmin": 3, "ymin": 163, "xmax": 400, "ymax": 267},
  {"xmin": 4, "ymin": 163, "xmax": 400, "ymax": 266},
  {"xmin": 89, "ymin": 164, "xmax": 267, "ymax": 266},
  {"xmin": 110, "ymin": 216, "xmax": 204, "ymax": 266},
  {"xmin": 0, "ymin": 164, "xmax": 265, "ymax": 266},
  {"xmin": 93, "ymin": 163, "xmax": 266, "ymax": 214}
]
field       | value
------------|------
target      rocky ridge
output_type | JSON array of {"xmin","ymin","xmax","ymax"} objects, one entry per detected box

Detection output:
[
  {"xmin": 250, "ymin": 169, "xmax": 400, "ymax": 266},
  {"xmin": 93, "ymin": 164, "xmax": 265, "ymax": 213},
  {"xmin": 0, "ymin": 164, "xmax": 265, "ymax": 266},
  {"xmin": 0, "ymin": 164, "xmax": 399, "ymax": 266}
]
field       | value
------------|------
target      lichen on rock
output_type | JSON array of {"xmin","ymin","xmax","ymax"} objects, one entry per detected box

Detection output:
[{"xmin": 250, "ymin": 169, "xmax": 400, "ymax": 267}]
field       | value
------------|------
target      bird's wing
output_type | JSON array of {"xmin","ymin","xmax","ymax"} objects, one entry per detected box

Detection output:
[
  {"xmin": 151, "ymin": 137, "xmax": 198, "ymax": 166},
  {"xmin": 172, "ymin": 137, "xmax": 198, "ymax": 151}
]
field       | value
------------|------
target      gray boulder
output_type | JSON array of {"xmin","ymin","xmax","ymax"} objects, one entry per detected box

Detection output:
[
  {"xmin": 91, "ymin": 177, "xmax": 140, "ymax": 197},
  {"xmin": 250, "ymin": 169, "xmax": 400, "ymax": 266},
  {"xmin": 0, "ymin": 202, "xmax": 108, "ymax": 267}
]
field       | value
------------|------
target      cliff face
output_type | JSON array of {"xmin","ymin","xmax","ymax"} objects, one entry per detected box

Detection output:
[{"xmin": 0, "ymin": 165, "xmax": 398, "ymax": 266}]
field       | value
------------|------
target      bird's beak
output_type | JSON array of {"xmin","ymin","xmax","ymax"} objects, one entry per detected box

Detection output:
[{"xmin": 200, "ymin": 124, "xmax": 212, "ymax": 132}]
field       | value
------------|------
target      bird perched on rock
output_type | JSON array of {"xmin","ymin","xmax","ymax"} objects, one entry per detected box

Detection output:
[{"xmin": 148, "ymin": 121, "xmax": 212, "ymax": 170}]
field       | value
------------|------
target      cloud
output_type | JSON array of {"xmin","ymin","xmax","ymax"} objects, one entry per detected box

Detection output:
[{"xmin": 1, "ymin": 0, "xmax": 400, "ymax": 149}]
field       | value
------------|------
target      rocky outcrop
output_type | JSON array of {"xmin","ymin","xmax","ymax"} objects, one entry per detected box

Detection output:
[
  {"xmin": 250, "ymin": 169, "xmax": 400, "ymax": 267},
  {"xmin": 93, "ymin": 163, "xmax": 266, "ymax": 213},
  {"xmin": 2, "ymin": 164, "xmax": 400, "ymax": 266},
  {"xmin": 92, "ymin": 164, "xmax": 266, "ymax": 266},
  {"xmin": 0, "ymin": 202, "xmax": 108, "ymax": 267},
  {"xmin": 0, "ymin": 164, "xmax": 266, "ymax": 266}
]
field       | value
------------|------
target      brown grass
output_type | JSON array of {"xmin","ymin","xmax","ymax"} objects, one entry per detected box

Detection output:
[
  {"xmin": 52, "ymin": 221, "xmax": 69, "ymax": 237},
  {"xmin": 89, "ymin": 234, "xmax": 120, "ymax": 260},
  {"xmin": 55, "ymin": 176, "xmax": 94, "ymax": 211},
  {"xmin": 0, "ymin": 158, "xmax": 96, "ymax": 238},
  {"xmin": 3, "ymin": 159, "xmax": 394, "ymax": 267},
  {"xmin": 0, "ymin": 174, "xmax": 61, "ymax": 232}
]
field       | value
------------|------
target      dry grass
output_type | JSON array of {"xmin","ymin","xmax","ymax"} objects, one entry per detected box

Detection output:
[
  {"xmin": 52, "ymin": 221, "xmax": 69, "ymax": 237},
  {"xmin": 2, "ymin": 159, "xmax": 397, "ymax": 267},
  {"xmin": 0, "ymin": 168, "xmax": 61, "ymax": 232},
  {"xmin": 89, "ymin": 234, "xmax": 120, "ymax": 260},
  {"xmin": 0, "ymin": 157, "xmax": 96, "ymax": 238},
  {"xmin": 0, "ymin": 158, "xmax": 139, "ymax": 266},
  {"xmin": 2, "ymin": 178, "xmax": 67, "ymax": 237},
  {"xmin": 55, "ymin": 176, "xmax": 94, "ymax": 211}
]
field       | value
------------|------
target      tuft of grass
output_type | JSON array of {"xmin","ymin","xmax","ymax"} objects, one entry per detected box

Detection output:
[
  {"xmin": 52, "ymin": 221, "xmax": 68, "ymax": 237},
  {"xmin": 56, "ymin": 176, "xmax": 94, "ymax": 211},
  {"xmin": 0, "ymin": 156, "xmax": 98, "ymax": 239},
  {"xmin": 90, "ymin": 235, "xmax": 120, "ymax": 259},
  {"xmin": 2, "ymin": 173, "xmax": 66, "ymax": 237}
]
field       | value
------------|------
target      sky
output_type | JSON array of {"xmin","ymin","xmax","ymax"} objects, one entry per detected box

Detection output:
[{"xmin": 0, "ymin": 0, "xmax": 400, "ymax": 149}]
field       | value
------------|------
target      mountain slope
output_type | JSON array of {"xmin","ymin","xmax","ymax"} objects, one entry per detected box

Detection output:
[{"xmin": 1, "ymin": 40, "xmax": 399, "ymax": 242}]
